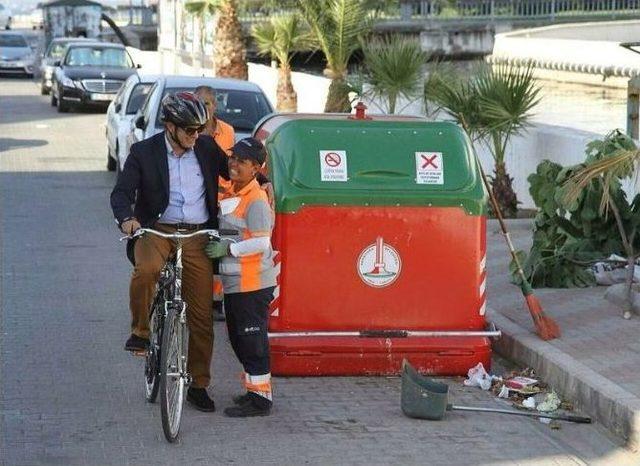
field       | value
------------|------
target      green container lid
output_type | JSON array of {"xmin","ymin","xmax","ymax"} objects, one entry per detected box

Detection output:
[{"xmin": 258, "ymin": 116, "xmax": 487, "ymax": 215}]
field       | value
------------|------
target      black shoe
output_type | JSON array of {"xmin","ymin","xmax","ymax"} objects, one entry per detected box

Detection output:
[
  {"xmin": 232, "ymin": 392, "xmax": 251, "ymax": 405},
  {"xmin": 224, "ymin": 392, "xmax": 271, "ymax": 417},
  {"xmin": 213, "ymin": 301, "xmax": 226, "ymax": 322},
  {"xmin": 187, "ymin": 387, "xmax": 216, "ymax": 412},
  {"xmin": 124, "ymin": 334, "xmax": 149, "ymax": 352}
]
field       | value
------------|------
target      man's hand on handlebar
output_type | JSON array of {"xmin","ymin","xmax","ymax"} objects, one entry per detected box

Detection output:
[{"xmin": 121, "ymin": 218, "xmax": 141, "ymax": 236}]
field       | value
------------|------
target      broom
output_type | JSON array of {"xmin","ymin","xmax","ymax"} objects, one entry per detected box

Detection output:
[{"xmin": 476, "ymin": 160, "xmax": 561, "ymax": 341}]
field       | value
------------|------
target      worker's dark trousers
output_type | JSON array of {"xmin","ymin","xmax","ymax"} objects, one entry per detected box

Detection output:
[{"xmin": 224, "ymin": 287, "xmax": 275, "ymax": 375}]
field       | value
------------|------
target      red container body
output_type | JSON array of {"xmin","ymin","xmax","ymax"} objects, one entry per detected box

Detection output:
[{"xmin": 268, "ymin": 206, "xmax": 490, "ymax": 376}]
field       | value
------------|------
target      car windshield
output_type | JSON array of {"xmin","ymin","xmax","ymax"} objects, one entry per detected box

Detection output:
[
  {"xmin": 0, "ymin": 35, "xmax": 28, "ymax": 48},
  {"xmin": 47, "ymin": 42, "xmax": 69, "ymax": 59},
  {"xmin": 126, "ymin": 83, "xmax": 152, "ymax": 114},
  {"xmin": 65, "ymin": 47, "xmax": 133, "ymax": 68},
  {"xmin": 155, "ymin": 87, "xmax": 271, "ymax": 131}
]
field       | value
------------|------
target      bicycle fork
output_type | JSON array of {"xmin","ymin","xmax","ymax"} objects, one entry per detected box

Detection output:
[{"xmin": 168, "ymin": 240, "xmax": 192, "ymax": 386}]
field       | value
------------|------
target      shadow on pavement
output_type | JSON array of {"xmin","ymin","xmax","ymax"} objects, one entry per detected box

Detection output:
[{"xmin": 0, "ymin": 137, "xmax": 48, "ymax": 152}]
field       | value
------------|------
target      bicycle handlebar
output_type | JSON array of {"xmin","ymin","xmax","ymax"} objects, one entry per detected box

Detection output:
[{"xmin": 119, "ymin": 228, "xmax": 238, "ymax": 242}]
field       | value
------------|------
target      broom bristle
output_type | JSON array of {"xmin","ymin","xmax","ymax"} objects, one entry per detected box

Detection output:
[{"xmin": 525, "ymin": 294, "xmax": 561, "ymax": 340}]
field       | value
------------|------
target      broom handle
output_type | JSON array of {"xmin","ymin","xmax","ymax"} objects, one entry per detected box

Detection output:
[
  {"xmin": 449, "ymin": 405, "xmax": 591, "ymax": 424},
  {"xmin": 474, "ymin": 157, "xmax": 527, "ymax": 278}
]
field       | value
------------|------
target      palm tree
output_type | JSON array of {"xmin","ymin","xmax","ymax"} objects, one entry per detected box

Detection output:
[
  {"xmin": 251, "ymin": 14, "xmax": 312, "ymax": 112},
  {"xmin": 425, "ymin": 63, "xmax": 540, "ymax": 217},
  {"xmin": 297, "ymin": 0, "xmax": 372, "ymax": 112},
  {"xmin": 361, "ymin": 35, "xmax": 427, "ymax": 114},
  {"xmin": 185, "ymin": 0, "xmax": 248, "ymax": 80},
  {"xmin": 563, "ymin": 132, "xmax": 640, "ymax": 318}
]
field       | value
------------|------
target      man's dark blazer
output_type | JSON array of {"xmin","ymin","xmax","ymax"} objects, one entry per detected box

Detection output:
[{"xmin": 110, "ymin": 131, "xmax": 229, "ymax": 229}]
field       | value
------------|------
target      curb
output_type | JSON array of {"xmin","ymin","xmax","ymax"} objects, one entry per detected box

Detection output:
[{"xmin": 488, "ymin": 309, "xmax": 640, "ymax": 451}]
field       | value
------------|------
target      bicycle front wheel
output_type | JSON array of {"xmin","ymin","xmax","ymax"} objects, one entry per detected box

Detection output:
[
  {"xmin": 144, "ymin": 304, "xmax": 162, "ymax": 403},
  {"xmin": 159, "ymin": 305, "xmax": 186, "ymax": 442}
]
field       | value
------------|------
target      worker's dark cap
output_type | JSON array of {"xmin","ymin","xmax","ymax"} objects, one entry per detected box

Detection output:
[{"xmin": 230, "ymin": 137, "xmax": 267, "ymax": 166}]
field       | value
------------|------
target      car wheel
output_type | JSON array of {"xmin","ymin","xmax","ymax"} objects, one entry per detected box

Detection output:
[
  {"xmin": 50, "ymin": 90, "xmax": 57, "ymax": 106},
  {"xmin": 57, "ymin": 89, "xmax": 69, "ymax": 113},
  {"xmin": 107, "ymin": 148, "xmax": 117, "ymax": 172},
  {"xmin": 41, "ymin": 83, "xmax": 49, "ymax": 95}
]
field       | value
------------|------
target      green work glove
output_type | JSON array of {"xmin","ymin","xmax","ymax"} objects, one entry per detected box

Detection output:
[{"xmin": 205, "ymin": 239, "xmax": 232, "ymax": 259}]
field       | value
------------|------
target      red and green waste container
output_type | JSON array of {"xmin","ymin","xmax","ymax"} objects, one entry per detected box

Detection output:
[{"xmin": 254, "ymin": 112, "xmax": 499, "ymax": 376}]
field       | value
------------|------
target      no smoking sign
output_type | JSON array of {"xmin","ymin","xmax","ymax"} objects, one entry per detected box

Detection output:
[{"xmin": 319, "ymin": 150, "xmax": 348, "ymax": 182}]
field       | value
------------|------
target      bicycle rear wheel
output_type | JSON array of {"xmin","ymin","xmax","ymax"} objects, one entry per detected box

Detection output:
[
  {"xmin": 144, "ymin": 303, "xmax": 162, "ymax": 403},
  {"xmin": 160, "ymin": 305, "xmax": 185, "ymax": 442}
]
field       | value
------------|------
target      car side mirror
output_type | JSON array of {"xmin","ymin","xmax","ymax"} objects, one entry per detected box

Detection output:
[
  {"xmin": 135, "ymin": 115, "xmax": 146, "ymax": 130},
  {"xmin": 136, "ymin": 63, "xmax": 142, "ymax": 69},
  {"xmin": 114, "ymin": 103, "xmax": 122, "ymax": 113}
]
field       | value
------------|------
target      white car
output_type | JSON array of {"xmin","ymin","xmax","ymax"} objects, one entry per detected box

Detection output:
[
  {"xmin": 0, "ymin": 4, "xmax": 11, "ymax": 30},
  {"xmin": 106, "ymin": 73, "xmax": 158, "ymax": 171},
  {"xmin": 124, "ymin": 75, "xmax": 274, "ymax": 167}
]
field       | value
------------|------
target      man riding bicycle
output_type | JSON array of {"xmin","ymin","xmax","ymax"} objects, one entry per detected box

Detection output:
[{"xmin": 110, "ymin": 91, "xmax": 228, "ymax": 412}]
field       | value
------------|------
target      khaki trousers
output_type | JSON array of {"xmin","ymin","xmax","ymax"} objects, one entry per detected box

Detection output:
[{"xmin": 130, "ymin": 224, "xmax": 214, "ymax": 388}]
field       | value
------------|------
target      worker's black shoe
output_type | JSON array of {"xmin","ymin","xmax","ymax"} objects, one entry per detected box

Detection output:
[
  {"xmin": 187, "ymin": 388, "xmax": 216, "ymax": 412},
  {"xmin": 124, "ymin": 334, "xmax": 149, "ymax": 352},
  {"xmin": 232, "ymin": 392, "xmax": 251, "ymax": 405},
  {"xmin": 224, "ymin": 392, "xmax": 271, "ymax": 417},
  {"xmin": 213, "ymin": 301, "xmax": 226, "ymax": 322}
]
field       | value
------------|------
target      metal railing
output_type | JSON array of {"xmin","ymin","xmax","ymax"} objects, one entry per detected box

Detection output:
[{"xmin": 399, "ymin": 0, "xmax": 640, "ymax": 20}]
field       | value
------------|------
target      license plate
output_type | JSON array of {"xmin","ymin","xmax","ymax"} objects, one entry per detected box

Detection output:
[{"xmin": 91, "ymin": 93, "xmax": 113, "ymax": 101}]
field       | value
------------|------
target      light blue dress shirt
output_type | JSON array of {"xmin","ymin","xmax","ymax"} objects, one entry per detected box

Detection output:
[{"xmin": 159, "ymin": 136, "xmax": 209, "ymax": 224}]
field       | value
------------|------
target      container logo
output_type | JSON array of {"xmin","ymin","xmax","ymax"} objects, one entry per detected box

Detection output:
[{"xmin": 357, "ymin": 237, "xmax": 402, "ymax": 288}]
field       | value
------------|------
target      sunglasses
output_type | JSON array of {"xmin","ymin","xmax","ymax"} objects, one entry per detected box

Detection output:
[{"xmin": 180, "ymin": 124, "xmax": 206, "ymax": 136}]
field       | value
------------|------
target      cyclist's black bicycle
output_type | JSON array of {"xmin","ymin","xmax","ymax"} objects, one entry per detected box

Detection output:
[{"xmin": 122, "ymin": 227, "xmax": 233, "ymax": 442}]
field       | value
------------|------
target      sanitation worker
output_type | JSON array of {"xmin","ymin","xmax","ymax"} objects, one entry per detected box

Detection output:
[
  {"xmin": 195, "ymin": 85, "xmax": 235, "ymax": 322},
  {"xmin": 204, "ymin": 137, "xmax": 276, "ymax": 417}
]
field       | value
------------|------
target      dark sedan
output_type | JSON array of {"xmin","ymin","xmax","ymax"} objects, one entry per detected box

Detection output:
[{"xmin": 51, "ymin": 43, "xmax": 138, "ymax": 113}]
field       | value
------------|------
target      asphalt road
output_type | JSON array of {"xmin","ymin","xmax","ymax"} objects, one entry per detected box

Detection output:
[{"xmin": 1, "ymin": 77, "xmax": 638, "ymax": 465}]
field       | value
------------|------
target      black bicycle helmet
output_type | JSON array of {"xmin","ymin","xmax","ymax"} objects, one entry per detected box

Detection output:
[{"xmin": 160, "ymin": 91, "xmax": 209, "ymax": 127}]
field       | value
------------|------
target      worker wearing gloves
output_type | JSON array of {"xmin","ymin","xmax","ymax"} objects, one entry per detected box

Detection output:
[{"xmin": 205, "ymin": 137, "xmax": 276, "ymax": 417}]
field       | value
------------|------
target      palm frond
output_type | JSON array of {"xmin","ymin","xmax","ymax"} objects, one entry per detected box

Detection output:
[
  {"xmin": 362, "ymin": 35, "xmax": 427, "ymax": 113},
  {"xmin": 184, "ymin": 0, "xmax": 219, "ymax": 16}
]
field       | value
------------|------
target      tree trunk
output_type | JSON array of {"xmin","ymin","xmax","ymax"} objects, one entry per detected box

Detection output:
[
  {"xmin": 491, "ymin": 162, "xmax": 519, "ymax": 218},
  {"xmin": 324, "ymin": 77, "xmax": 351, "ymax": 113},
  {"xmin": 213, "ymin": 0, "xmax": 248, "ymax": 80},
  {"xmin": 276, "ymin": 64, "xmax": 297, "ymax": 112}
]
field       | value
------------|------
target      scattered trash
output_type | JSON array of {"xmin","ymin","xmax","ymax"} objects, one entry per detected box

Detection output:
[
  {"xmin": 505, "ymin": 376, "xmax": 538, "ymax": 390},
  {"xmin": 592, "ymin": 256, "xmax": 632, "ymax": 286},
  {"xmin": 463, "ymin": 363, "xmax": 496, "ymax": 391},
  {"xmin": 550, "ymin": 421, "xmax": 562, "ymax": 430},
  {"xmin": 537, "ymin": 391, "xmax": 561, "ymax": 412},
  {"xmin": 522, "ymin": 397, "xmax": 537, "ymax": 409},
  {"xmin": 498, "ymin": 385, "xmax": 510, "ymax": 399}
]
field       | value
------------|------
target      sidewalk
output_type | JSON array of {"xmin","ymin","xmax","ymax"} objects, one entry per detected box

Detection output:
[{"xmin": 487, "ymin": 219, "xmax": 640, "ymax": 450}]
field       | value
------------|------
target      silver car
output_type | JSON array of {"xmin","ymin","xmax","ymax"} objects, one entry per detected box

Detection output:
[
  {"xmin": 124, "ymin": 75, "xmax": 274, "ymax": 167},
  {"xmin": 0, "ymin": 32, "xmax": 35, "ymax": 77}
]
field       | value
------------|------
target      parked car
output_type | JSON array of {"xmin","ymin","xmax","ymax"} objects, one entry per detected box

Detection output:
[
  {"xmin": 40, "ymin": 38, "xmax": 99, "ymax": 95},
  {"xmin": 51, "ymin": 42, "xmax": 138, "ymax": 113},
  {"xmin": 125, "ymin": 75, "xmax": 274, "ymax": 164},
  {"xmin": 105, "ymin": 73, "xmax": 158, "ymax": 171},
  {"xmin": 0, "ymin": 4, "xmax": 11, "ymax": 30},
  {"xmin": 0, "ymin": 32, "xmax": 35, "ymax": 77}
]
